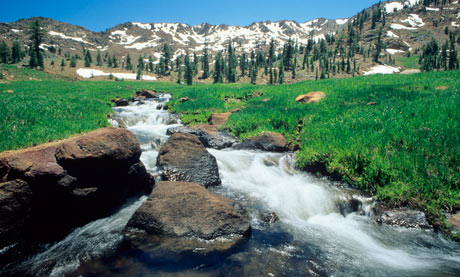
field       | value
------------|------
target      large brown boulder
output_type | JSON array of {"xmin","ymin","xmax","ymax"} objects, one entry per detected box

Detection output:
[
  {"xmin": 0, "ymin": 128, "xmax": 154, "ymax": 251},
  {"xmin": 234, "ymin": 132, "xmax": 287, "ymax": 152},
  {"xmin": 157, "ymin": 133, "xmax": 221, "ymax": 187},
  {"xmin": 126, "ymin": 181, "xmax": 251, "ymax": 250},
  {"xmin": 134, "ymin": 88, "xmax": 159, "ymax": 99},
  {"xmin": 296, "ymin": 91, "xmax": 326, "ymax": 104},
  {"xmin": 209, "ymin": 112, "xmax": 231, "ymax": 127}
]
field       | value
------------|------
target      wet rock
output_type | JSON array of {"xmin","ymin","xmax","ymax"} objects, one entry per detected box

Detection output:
[
  {"xmin": 166, "ymin": 126, "xmax": 238, "ymax": 150},
  {"xmin": 374, "ymin": 207, "xmax": 432, "ymax": 229},
  {"xmin": 261, "ymin": 212, "xmax": 279, "ymax": 225},
  {"xmin": 234, "ymin": 132, "xmax": 287, "ymax": 152},
  {"xmin": 113, "ymin": 98, "xmax": 129, "ymax": 107},
  {"xmin": 156, "ymin": 104, "xmax": 163, "ymax": 110},
  {"xmin": 164, "ymin": 113, "xmax": 179, "ymax": 125},
  {"xmin": 135, "ymin": 88, "xmax": 159, "ymax": 98},
  {"xmin": 0, "ymin": 128, "xmax": 155, "ymax": 250},
  {"xmin": 126, "ymin": 181, "xmax": 251, "ymax": 240},
  {"xmin": 157, "ymin": 133, "xmax": 221, "ymax": 187},
  {"xmin": 448, "ymin": 212, "xmax": 460, "ymax": 233},
  {"xmin": 295, "ymin": 91, "xmax": 325, "ymax": 104}
]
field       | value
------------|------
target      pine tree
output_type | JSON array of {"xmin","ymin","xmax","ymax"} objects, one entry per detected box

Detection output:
[
  {"xmin": 126, "ymin": 53, "xmax": 133, "ymax": 70},
  {"xmin": 250, "ymin": 65, "xmax": 257, "ymax": 85},
  {"xmin": 274, "ymin": 68, "xmax": 278, "ymax": 84},
  {"xmin": 96, "ymin": 50, "xmax": 102, "ymax": 66},
  {"xmin": 136, "ymin": 67, "xmax": 142, "ymax": 80},
  {"xmin": 84, "ymin": 50, "xmax": 92, "ymax": 67},
  {"xmin": 137, "ymin": 55, "xmax": 144, "ymax": 71},
  {"xmin": 112, "ymin": 56, "xmax": 117, "ymax": 68},
  {"xmin": 227, "ymin": 41, "xmax": 237, "ymax": 83},
  {"xmin": 177, "ymin": 65, "xmax": 182, "ymax": 84},
  {"xmin": 162, "ymin": 43, "xmax": 171, "ymax": 73},
  {"xmin": 184, "ymin": 52, "xmax": 193, "ymax": 85},
  {"xmin": 269, "ymin": 66, "xmax": 273, "ymax": 85},
  {"xmin": 374, "ymin": 28, "xmax": 384, "ymax": 63},
  {"xmin": 214, "ymin": 51, "xmax": 223, "ymax": 83},
  {"xmin": 70, "ymin": 56, "xmax": 77, "ymax": 67},
  {"xmin": 11, "ymin": 41, "xmax": 22, "ymax": 64},
  {"xmin": 0, "ymin": 41, "xmax": 9, "ymax": 63},
  {"xmin": 201, "ymin": 47, "xmax": 210, "ymax": 79},
  {"xmin": 28, "ymin": 19, "xmax": 45, "ymax": 69},
  {"xmin": 448, "ymin": 39, "xmax": 458, "ymax": 70},
  {"xmin": 107, "ymin": 55, "xmax": 113, "ymax": 67},
  {"xmin": 278, "ymin": 64, "xmax": 284, "ymax": 84}
]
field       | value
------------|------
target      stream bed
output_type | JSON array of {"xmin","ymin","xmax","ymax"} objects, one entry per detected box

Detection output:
[{"xmin": 8, "ymin": 96, "xmax": 460, "ymax": 276}]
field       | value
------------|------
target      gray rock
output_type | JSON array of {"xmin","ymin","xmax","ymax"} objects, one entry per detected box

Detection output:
[
  {"xmin": 234, "ymin": 132, "xmax": 288, "ymax": 152},
  {"xmin": 166, "ymin": 126, "xmax": 237, "ymax": 149},
  {"xmin": 157, "ymin": 133, "xmax": 221, "ymax": 187},
  {"xmin": 374, "ymin": 208, "xmax": 432, "ymax": 229}
]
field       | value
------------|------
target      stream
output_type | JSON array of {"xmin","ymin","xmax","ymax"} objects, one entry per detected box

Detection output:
[{"xmin": 8, "ymin": 96, "xmax": 460, "ymax": 276}]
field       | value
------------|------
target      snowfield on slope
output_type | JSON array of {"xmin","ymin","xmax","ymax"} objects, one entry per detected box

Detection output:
[
  {"xmin": 76, "ymin": 68, "xmax": 157, "ymax": 81},
  {"xmin": 363, "ymin": 65, "xmax": 400, "ymax": 75}
]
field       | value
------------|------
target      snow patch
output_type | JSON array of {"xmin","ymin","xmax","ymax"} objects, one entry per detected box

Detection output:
[
  {"xmin": 10, "ymin": 29, "xmax": 21, "ymax": 33},
  {"xmin": 386, "ymin": 49, "xmax": 405, "ymax": 55},
  {"xmin": 76, "ymin": 68, "xmax": 156, "ymax": 81},
  {"xmin": 336, "ymin": 18, "xmax": 349, "ymax": 25},
  {"xmin": 452, "ymin": 22, "xmax": 460, "ymax": 28},
  {"xmin": 401, "ymin": 14, "xmax": 425, "ymax": 27},
  {"xmin": 110, "ymin": 29, "xmax": 141, "ymax": 45},
  {"xmin": 387, "ymin": 31, "xmax": 399, "ymax": 38},
  {"xmin": 48, "ymin": 31, "xmax": 93, "ymax": 45},
  {"xmin": 132, "ymin": 22, "xmax": 152, "ymax": 30},
  {"xmin": 385, "ymin": 2, "xmax": 404, "ymax": 14},
  {"xmin": 390, "ymin": 23, "xmax": 417, "ymax": 30},
  {"xmin": 364, "ymin": 65, "xmax": 400, "ymax": 75},
  {"xmin": 426, "ymin": 7, "xmax": 440, "ymax": 11}
]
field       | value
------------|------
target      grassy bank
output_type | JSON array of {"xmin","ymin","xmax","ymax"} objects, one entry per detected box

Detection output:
[
  {"xmin": 170, "ymin": 70, "xmax": 460, "ymax": 236},
  {"xmin": 0, "ymin": 65, "xmax": 176, "ymax": 151},
  {"xmin": 1, "ymin": 64, "xmax": 459, "ymax": 237}
]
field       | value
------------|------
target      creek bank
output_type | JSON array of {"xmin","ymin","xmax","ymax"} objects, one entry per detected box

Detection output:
[
  {"xmin": 125, "ymin": 181, "xmax": 251, "ymax": 253},
  {"xmin": 157, "ymin": 133, "xmax": 221, "ymax": 187},
  {"xmin": 0, "ymin": 128, "xmax": 154, "ymax": 255}
]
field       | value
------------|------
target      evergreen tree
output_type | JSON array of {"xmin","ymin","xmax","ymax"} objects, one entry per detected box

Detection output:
[
  {"xmin": 201, "ymin": 47, "xmax": 210, "ymax": 79},
  {"xmin": 0, "ymin": 41, "xmax": 9, "ymax": 63},
  {"xmin": 11, "ymin": 41, "xmax": 23, "ymax": 64},
  {"xmin": 240, "ymin": 53, "xmax": 247, "ymax": 77},
  {"xmin": 213, "ymin": 51, "xmax": 223, "ymax": 83},
  {"xmin": 137, "ymin": 55, "xmax": 144, "ymax": 71},
  {"xmin": 84, "ymin": 50, "xmax": 92, "ymax": 67},
  {"xmin": 448, "ymin": 39, "xmax": 458, "ymax": 70},
  {"xmin": 136, "ymin": 67, "xmax": 142, "ymax": 80},
  {"xmin": 177, "ymin": 65, "xmax": 182, "ymax": 84},
  {"xmin": 250, "ymin": 65, "xmax": 257, "ymax": 85},
  {"xmin": 274, "ymin": 68, "xmax": 278, "ymax": 84},
  {"xmin": 126, "ymin": 53, "xmax": 133, "ymax": 70},
  {"xmin": 374, "ymin": 28, "xmax": 384, "ymax": 63},
  {"xmin": 184, "ymin": 53, "xmax": 193, "ymax": 85},
  {"xmin": 226, "ymin": 41, "xmax": 237, "ymax": 83},
  {"xmin": 162, "ymin": 43, "xmax": 171, "ymax": 73},
  {"xmin": 28, "ymin": 19, "xmax": 45, "ymax": 69},
  {"xmin": 60, "ymin": 58, "xmax": 65, "ymax": 71},
  {"xmin": 278, "ymin": 63, "xmax": 284, "ymax": 84},
  {"xmin": 107, "ymin": 55, "xmax": 113, "ymax": 67},
  {"xmin": 70, "ymin": 56, "xmax": 77, "ymax": 67},
  {"xmin": 269, "ymin": 66, "xmax": 273, "ymax": 85},
  {"xmin": 112, "ymin": 56, "xmax": 118, "ymax": 68},
  {"xmin": 193, "ymin": 52, "xmax": 199, "ymax": 76},
  {"xmin": 96, "ymin": 50, "xmax": 102, "ymax": 66}
]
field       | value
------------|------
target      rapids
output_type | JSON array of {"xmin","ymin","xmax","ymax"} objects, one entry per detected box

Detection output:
[{"xmin": 4, "ymin": 95, "xmax": 460, "ymax": 276}]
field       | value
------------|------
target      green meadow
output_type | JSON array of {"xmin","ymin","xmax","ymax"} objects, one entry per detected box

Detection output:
[{"xmin": 1, "ymin": 64, "xmax": 459, "ymax": 236}]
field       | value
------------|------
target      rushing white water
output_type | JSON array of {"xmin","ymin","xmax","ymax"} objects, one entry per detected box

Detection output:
[{"xmin": 9, "ymin": 95, "xmax": 460, "ymax": 276}]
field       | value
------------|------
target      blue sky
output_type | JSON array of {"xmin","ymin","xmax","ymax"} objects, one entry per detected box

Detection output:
[{"xmin": 3, "ymin": 0, "xmax": 382, "ymax": 31}]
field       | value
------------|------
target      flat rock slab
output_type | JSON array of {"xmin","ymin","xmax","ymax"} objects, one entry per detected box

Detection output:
[
  {"xmin": 234, "ymin": 132, "xmax": 287, "ymax": 152},
  {"xmin": 166, "ymin": 125, "xmax": 238, "ymax": 150},
  {"xmin": 374, "ymin": 208, "xmax": 432, "ymax": 229},
  {"xmin": 157, "ymin": 133, "xmax": 221, "ymax": 187}
]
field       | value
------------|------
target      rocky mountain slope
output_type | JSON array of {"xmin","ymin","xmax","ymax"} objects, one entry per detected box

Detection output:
[{"xmin": 0, "ymin": 0, "xmax": 459, "ymax": 72}]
